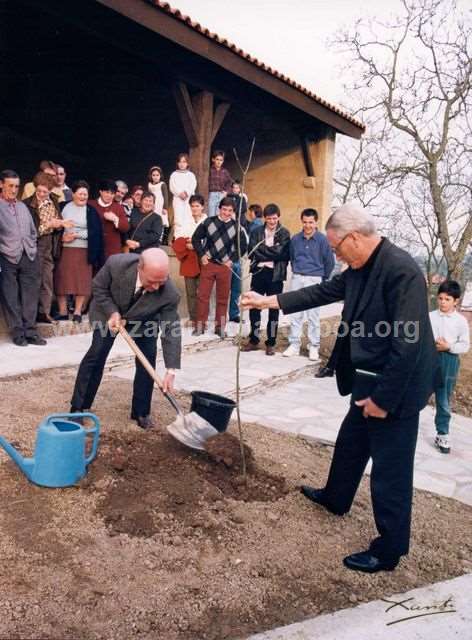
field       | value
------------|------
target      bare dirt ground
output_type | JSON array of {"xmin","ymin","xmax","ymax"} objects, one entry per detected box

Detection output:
[{"xmin": 0, "ymin": 367, "xmax": 471, "ymax": 640}]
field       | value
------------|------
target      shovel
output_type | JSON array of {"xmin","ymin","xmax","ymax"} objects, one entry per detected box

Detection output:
[{"xmin": 118, "ymin": 326, "xmax": 219, "ymax": 450}]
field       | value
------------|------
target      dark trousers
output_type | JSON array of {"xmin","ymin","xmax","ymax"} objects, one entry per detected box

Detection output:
[
  {"xmin": 37, "ymin": 234, "xmax": 55, "ymax": 315},
  {"xmin": 249, "ymin": 268, "xmax": 284, "ymax": 346},
  {"xmin": 322, "ymin": 404, "xmax": 419, "ymax": 562},
  {"xmin": 0, "ymin": 252, "xmax": 40, "ymax": 339},
  {"xmin": 71, "ymin": 328, "xmax": 157, "ymax": 417},
  {"xmin": 184, "ymin": 275, "xmax": 199, "ymax": 323},
  {"xmin": 229, "ymin": 260, "xmax": 241, "ymax": 320}
]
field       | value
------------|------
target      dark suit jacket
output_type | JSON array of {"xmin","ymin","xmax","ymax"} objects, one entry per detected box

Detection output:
[
  {"xmin": 89, "ymin": 253, "xmax": 181, "ymax": 369},
  {"xmin": 278, "ymin": 239, "xmax": 438, "ymax": 417}
]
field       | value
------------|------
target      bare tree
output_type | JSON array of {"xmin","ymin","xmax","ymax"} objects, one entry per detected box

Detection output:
[{"xmin": 334, "ymin": 0, "xmax": 472, "ymax": 280}]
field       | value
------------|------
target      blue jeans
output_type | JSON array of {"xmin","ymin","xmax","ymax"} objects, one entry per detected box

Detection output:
[
  {"xmin": 288, "ymin": 273, "xmax": 322, "ymax": 348},
  {"xmin": 434, "ymin": 351, "xmax": 460, "ymax": 435},
  {"xmin": 208, "ymin": 191, "xmax": 225, "ymax": 218},
  {"xmin": 229, "ymin": 261, "xmax": 241, "ymax": 320}
]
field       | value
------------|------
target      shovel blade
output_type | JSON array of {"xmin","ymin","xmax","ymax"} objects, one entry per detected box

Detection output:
[{"xmin": 166, "ymin": 412, "xmax": 219, "ymax": 451}]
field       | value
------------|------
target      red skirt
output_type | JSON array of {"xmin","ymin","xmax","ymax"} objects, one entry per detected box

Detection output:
[{"xmin": 55, "ymin": 247, "xmax": 92, "ymax": 296}]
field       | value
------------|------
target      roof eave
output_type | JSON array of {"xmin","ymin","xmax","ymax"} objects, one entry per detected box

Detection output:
[{"xmin": 96, "ymin": 0, "xmax": 364, "ymax": 139}]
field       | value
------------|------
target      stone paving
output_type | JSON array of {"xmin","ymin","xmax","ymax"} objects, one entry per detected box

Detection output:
[{"xmin": 111, "ymin": 339, "xmax": 472, "ymax": 507}]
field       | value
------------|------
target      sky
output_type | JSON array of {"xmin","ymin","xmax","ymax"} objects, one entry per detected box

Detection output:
[{"xmin": 169, "ymin": 0, "xmax": 404, "ymax": 106}]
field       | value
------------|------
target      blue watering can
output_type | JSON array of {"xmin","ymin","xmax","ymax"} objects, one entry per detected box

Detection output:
[{"xmin": 0, "ymin": 412, "xmax": 100, "ymax": 488}]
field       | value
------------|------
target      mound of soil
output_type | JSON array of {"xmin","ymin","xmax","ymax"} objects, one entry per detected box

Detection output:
[{"xmin": 89, "ymin": 430, "xmax": 288, "ymax": 539}]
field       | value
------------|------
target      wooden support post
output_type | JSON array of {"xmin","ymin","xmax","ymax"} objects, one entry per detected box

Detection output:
[
  {"xmin": 300, "ymin": 134, "xmax": 315, "ymax": 178},
  {"xmin": 310, "ymin": 127, "xmax": 336, "ymax": 227},
  {"xmin": 173, "ymin": 83, "xmax": 231, "ymax": 200}
]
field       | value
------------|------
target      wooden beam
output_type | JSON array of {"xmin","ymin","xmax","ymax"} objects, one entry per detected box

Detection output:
[
  {"xmin": 172, "ymin": 82, "xmax": 199, "ymax": 147},
  {"xmin": 300, "ymin": 135, "xmax": 315, "ymax": 177},
  {"xmin": 211, "ymin": 102, "xmax": 231, "ymax": 144},
  {"xmin": 189, "ymin": 91, "xmax": 214, "ymax": 199}
]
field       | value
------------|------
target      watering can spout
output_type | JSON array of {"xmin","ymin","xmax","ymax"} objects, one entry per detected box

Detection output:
[{"xmin": 0, "ymin": 436, "xmax": 34, "ymax": 480}]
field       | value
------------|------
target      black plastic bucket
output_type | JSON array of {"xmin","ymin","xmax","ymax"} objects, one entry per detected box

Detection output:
[{"xmin": 190, "ymin": 391, "xmax": 236, "ymax": 433}]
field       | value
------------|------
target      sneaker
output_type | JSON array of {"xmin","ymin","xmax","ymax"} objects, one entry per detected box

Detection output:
[
  {"xmin": 283, "ymin": 344, "xmax": 299, "ymax": 357},
  {"xmin": 309, "ymin": 346, "xmax": 320, "ymax": 362},
  {"xmin": 435, "ymin": 434, "xmax": 450, "ymax": 454}
]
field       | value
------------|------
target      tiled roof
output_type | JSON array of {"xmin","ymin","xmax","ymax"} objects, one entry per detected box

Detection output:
[{"xmin": 149, "ymin": 1, "xmax": 365, "ymax": 132}]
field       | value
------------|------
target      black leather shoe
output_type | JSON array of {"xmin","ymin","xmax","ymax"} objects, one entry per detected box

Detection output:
[
  {"xmin": 315, "ymin": 366, "xmax": 334, "ymax": 378},
  {"xmin": 12, "ymin": 336, "xmax": 28, "ymax": 347},
  {"xmin": 230, "ymin": 316, "xmax": 241, "ymax": 323},
  {"xmin": 72, "ymin": 314, "xmax": 82, "ymax": 323},
  {"xmin": 214, "ymin": 327, "xmax": 226, "ymax": 339},
  {"xmin": 134, "ymin": 415, "xmax": 156, "ymax": 430},
  {"xmin": 27, "ymin": 335, "xmax": 47, "ymax": 346},
  {"xmin": 300, "ymin": 485, "xmax": 346, "ymax": 515},
  {"xmin": 343, "ymin": 551, "xmax": 399, "ymax": 573}
]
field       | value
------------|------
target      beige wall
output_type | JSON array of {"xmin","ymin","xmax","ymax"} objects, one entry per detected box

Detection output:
[{"xmin": 243, "ymin": 131, "xmax": 336, "ymax": 234}]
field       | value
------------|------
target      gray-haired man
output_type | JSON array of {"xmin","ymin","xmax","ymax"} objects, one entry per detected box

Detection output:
[
  {"xmin": 242, "ymin": 203, "xmax": 438, "ymax": 574},
  {"xmin": 70, "ymin": 248, "xmax": 181, "ymax": 429},
  {"xmin": 0, "ymin": 170, "xmax": 45, "ymax": 346}
]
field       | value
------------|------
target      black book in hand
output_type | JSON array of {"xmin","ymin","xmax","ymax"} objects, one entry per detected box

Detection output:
[{"xmin": 352, "ymin": 368, "xmax": 380, "ymax": 402}]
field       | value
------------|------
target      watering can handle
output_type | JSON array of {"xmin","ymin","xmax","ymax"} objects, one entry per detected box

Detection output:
[
  {"xmin": 81, "ymin": 413, "xmax": 101, "ymax": 465},
  {"xmin": 44, "ymin": 412, "xmax": 101, "ymax": 465}
]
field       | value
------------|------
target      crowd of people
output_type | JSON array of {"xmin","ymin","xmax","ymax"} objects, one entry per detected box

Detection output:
[{"xmin": 0, "ymin": 149, "xmax": 336, "ymax": 357}]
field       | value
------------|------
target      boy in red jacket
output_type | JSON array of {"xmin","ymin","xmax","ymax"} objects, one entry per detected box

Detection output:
[{"xmin": 172, "ymin": 194, "xmax": 207, "ymax": 327}]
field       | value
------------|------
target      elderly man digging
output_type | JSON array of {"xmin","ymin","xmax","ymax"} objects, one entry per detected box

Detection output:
[
  {"xmin": 241, "ymin": 203, "xmax": 438, "ymax": 573},
  {"xmin": 71, "ymin": 248, "xmax": 181, "ymax": 429}
]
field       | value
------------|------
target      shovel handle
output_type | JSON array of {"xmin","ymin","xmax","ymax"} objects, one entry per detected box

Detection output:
[
  {"xmin": 119, "ymin": 325, "xmax": 164, "ymax": 387},
  {"xmin": 118, "ymin": 325, "xmax": 183, "ymax": 415}
]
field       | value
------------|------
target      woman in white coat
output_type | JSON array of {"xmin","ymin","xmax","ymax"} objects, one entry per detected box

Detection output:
[{"xmin": 169, "ymin": 153, "xmax": 197, "ymax": 239}]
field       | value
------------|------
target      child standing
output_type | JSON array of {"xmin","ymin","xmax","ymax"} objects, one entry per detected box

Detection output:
[
  {"xmin": 430, "ymin": 280, "xmax": 470, "ymax": 453},
  {"xmin": 208, "ymin": 150, "xmax": 233, "ymax": 218},
  {"xmin": 172, "ymin": 194, "xmax": 207, "ymax": 327},
  {"xmin": 147, "ymin": 165, "xmax": 170, "ymax": 244},
  {"xmin": 169, "ymin": 153, "xmax": 197, "ymax": 240}
]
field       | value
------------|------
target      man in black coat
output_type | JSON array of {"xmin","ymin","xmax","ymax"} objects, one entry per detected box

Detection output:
[
  {"xmin": 241, "ymin": 203, "xmax": 290, "ymax": 355},
  {"xmin": 241, "ymin": 203, "xmax": 438, "ymax": 573},
  {"xmin": 71, "ymin": 248, "xmax": 181, "ymax": 429}
]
